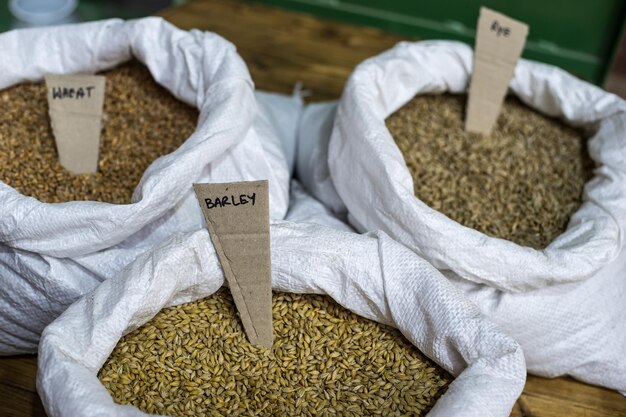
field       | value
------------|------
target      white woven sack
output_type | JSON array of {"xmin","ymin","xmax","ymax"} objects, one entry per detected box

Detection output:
[
  {"xmin": 287, "ymin": 180, "xmax": 352, "ymax": 232},
  {"xmin": 0, "ymin": 18, "xmax": 294, "ymax": 354},
  {"xmin": 37, "ymin": 220, "xmax": 526, "ymax": 416},
  {"xmin": 257, "ymin": 90, "xmax": 303, "ymax": 176},
  {"xmin": 330, "ymin": 40, "xmax": 626, "ymax": 291},
  {"xmin": 328, "ymin": 41, "xmax": 626, "ymax": 390},
  {"xmin": 296, "ymin": 102, "xmax": 346, "ymax": 214}
]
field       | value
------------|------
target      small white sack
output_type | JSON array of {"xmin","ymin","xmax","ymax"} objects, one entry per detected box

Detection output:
[
  {"xmin": 0, "ymin": 18, "xmax": 296, "ymax": 354},
  {"xmin": 296, "ymin": 102, "xmax": 346, "ymax": 214},
  {"xmin": 37, "ymin": 218, "xmax": 526, "ymax": 417},
  {"xmin": 256, "ymin": 90, "xmax": 303, "ymax": 176},
  {"xmin": 286, "ymin": 180, "xmax": 352, "ymax": 232},
  {"xmin": 327, "ymin": 41, "xmax": 626, "ymax": 390}
]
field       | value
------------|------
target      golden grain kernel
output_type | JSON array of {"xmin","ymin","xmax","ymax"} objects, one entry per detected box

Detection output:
[{"xmin": 98, "ymin": 289, "xmax": 451, "ymax": 416}]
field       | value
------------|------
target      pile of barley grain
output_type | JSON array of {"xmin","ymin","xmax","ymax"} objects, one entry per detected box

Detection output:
[
  {"xmin": 99, "ymin": 289, "xmax": 451, "ymax": 417},
  {"xmin": 0, "ymin": 61, "xmax": 198, "ymax": 204},
  {"xmin": 386, "ymin": 94, "xmax": 594, "ymax": 249}
]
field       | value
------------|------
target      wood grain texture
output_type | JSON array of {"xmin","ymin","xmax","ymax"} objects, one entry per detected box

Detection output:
[
  {"xmin": 0, "ymin": 356, "xmax": 45, "ymax": 417},
  {"xmin": 158, "ymin": 0, "xmax": 409, "ymax": 101},
  {"xmin": 519, "ymin": 375, "xmax": 626, "ymax": 417},
  {"xmin": 0, "ymin": 1, "xmax": 625, "ymax": 416}
]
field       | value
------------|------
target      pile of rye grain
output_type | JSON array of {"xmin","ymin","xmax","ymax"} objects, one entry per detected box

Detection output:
[{"xmin": 387, "ymin": 94, "xmax": 594, "ymax": 249}]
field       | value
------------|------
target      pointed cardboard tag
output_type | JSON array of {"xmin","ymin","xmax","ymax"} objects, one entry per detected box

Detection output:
[
  {"xmin": 45, "ymin": 74, "xmax": 106, "ymax": 173},
  {"xmin": 194, "ymin": 181, "xmax": 273, "ymax": 348},
  {"xmin": 465, "ymin": 7, "xmax": 528, "ymax": 134}
]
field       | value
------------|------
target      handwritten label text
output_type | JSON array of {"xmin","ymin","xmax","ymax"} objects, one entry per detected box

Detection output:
[
  {"xmin": 204, "ymin": 193, "xmax": 256, "ymax": 209},
  {"xmin": 51, "ymin": 86, "xmax": 97, "ymax": 100},
  {"xmin": 490, "ymin": 20, "xmax": 511, "ymax": 37}
]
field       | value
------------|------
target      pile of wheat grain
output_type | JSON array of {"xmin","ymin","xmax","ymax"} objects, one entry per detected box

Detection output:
[{"xmin": 0, "ymin": 61, "xmax": 197, "ymax": 204}]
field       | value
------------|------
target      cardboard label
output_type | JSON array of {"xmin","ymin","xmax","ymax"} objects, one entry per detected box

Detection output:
[
  {"xmin": 45, "ymin": 74, "xmax": 106, "ymax": 173},
  {"xmin": 465, "ymin": 7, "xmax": 529, "ymax": 134},
  {"xmin": 194, "ymin": 181, "xmax": 273, "ymax": 348}
]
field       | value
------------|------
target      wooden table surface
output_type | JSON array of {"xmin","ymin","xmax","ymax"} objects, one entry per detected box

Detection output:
[{"xmin": 1, "ymin": 0, "xmax": 625, "ymax": 416}]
